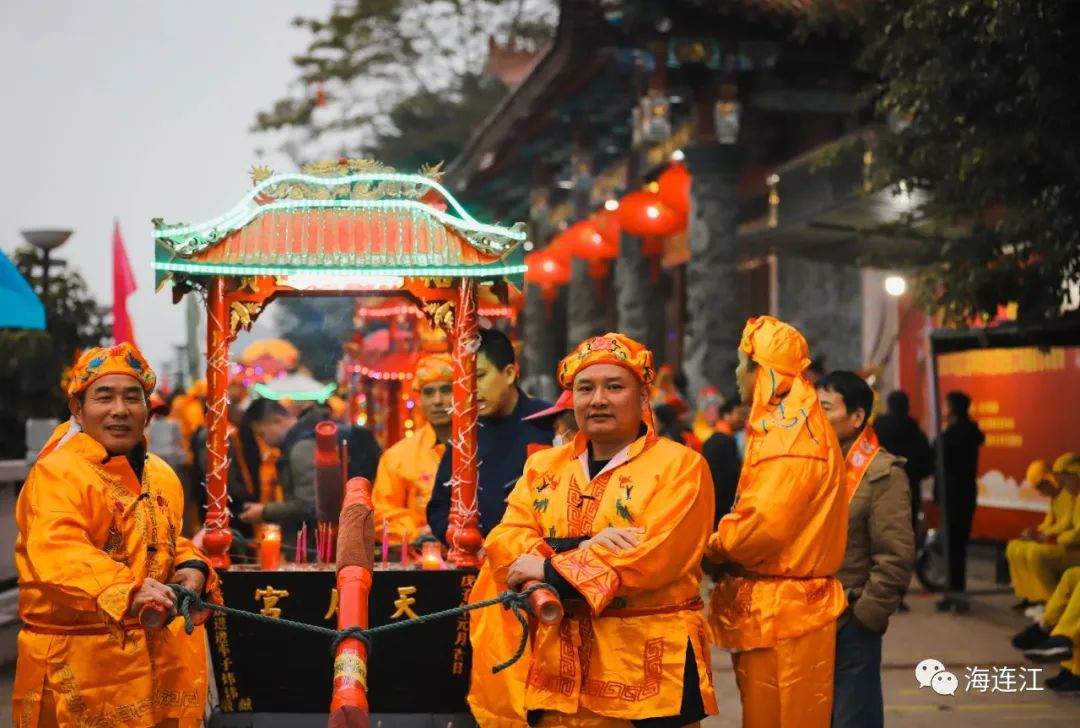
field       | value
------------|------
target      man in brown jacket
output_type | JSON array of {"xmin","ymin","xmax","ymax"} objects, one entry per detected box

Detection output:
[{"xmin": 819, "ymin": 371, "xmax": 915, "ymax": 728}]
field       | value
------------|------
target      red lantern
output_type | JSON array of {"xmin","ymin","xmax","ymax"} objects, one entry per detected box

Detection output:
[
  {"xmin": 566, "ymin": 222, "xmax": 618, "ymax": 275},
  {"xmin": 618, "ymin": 190, "xmax": 685, "ymax": 237},
  {"xmin": 618, "ymin": 190, "xmax": 685, "ymax": 281},
  {"xmin": 658, "ymin": 162, "xmax": 691, "ymax": 216},
  {"xmin": 565, "ymin": 220, "xmax": 620, "ymax": 298},
  {"xmin": 545, "ymin": 229, "xmax": 574, "ymax": 265},
  {"xmin": 524, "ymin": 249, "xmax": 571, "ymax": 318},
  {"xmin": 592, "ymin": 208, "xmax": 621, "ymax": 247}
]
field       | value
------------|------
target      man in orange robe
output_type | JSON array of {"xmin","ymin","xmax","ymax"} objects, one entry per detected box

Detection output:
[
  {"xmin": 13, "ymin": 344, "xmax": 219, "ymax": 728},
  {"xmin": 475, "ymin": 333, "xmax": 718, "ymax": 727},
  {"xmin": 707, "ymin": 316, "xmax": 848, "ymax": 728},
  {"xmin": 372, "ymin": 353, "xmax": 453, "ymax": 545}
]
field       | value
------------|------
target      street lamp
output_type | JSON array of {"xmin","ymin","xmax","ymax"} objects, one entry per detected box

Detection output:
[
  {"xmin": 21, "ymin": 229, "xmax": 72, "ymax": 295},
  {"xmin": 884, "ymin": 274, "xmax": 907, "ymax": 297}
]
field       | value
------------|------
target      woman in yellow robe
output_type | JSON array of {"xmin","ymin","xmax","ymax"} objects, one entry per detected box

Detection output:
[
  {"xmin": 471, "ymin": 333, "xmax": 718, "ymax": 727},
  {"xmin": 13, "ymin": 344, "xmax": 219, "ymax": 728},
  {"xmin": 707, "ymin": 316, "xmax": 848, "ymax": 728},
  {"xmin": 1006, "ymin": 459, "xmax": 1075, "ymax": 604}
]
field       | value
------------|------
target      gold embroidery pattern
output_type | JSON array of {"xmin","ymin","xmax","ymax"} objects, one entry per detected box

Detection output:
[
  {"xmin": 697, "ymin": 626, "xmax": 714, "ymax": 685},
  {"xmin": 716, "ymin": 578, "xmax": 755, "ymax": 620},
  {"xmin": 54, "ymin": 663, "xmax": 91, "ymax": 725},
  {"xmin": 97, "ymin": 583, "xmax": 132, "ymax": 623},
  {"xmin": 580, "ymin": 637, "xmax": 664, "ymax": 702},
  {"xmin": 18, "ymin": 689, "xmax": 39, "ymax": 728}
]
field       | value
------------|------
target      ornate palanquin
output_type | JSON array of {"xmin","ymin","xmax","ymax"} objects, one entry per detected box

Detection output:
[{"xmin": 154, "ymin": 158, "xmax": 528, "ymax": 571}]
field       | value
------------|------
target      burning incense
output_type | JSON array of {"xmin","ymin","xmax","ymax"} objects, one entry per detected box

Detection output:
[{"xmin": 381, "ymin": 519, "xmax": 389, "ymax": 568}]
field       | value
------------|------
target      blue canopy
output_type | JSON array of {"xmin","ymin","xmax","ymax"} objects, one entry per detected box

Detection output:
[{"xmin": 0, "ymin": 250, "xmax": 45, "ymax": 330}]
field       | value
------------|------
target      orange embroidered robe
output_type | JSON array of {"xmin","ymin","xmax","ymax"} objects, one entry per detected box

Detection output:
[
  {"xmin": 707, "ymin": 417, "xmax": 848, "ymax": 651},
  {"xmin": 372, "ymin": 424, "xmax": 445, "ymax": 545},
  {"xmin": 13, "ymin": 429, "xmax": 219, "ymax": 728},
  {"xmin": 478, "ymin": 431, "xmax": 718, "ymax": 721}
]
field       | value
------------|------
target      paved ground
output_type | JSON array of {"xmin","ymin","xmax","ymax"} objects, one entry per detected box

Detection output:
[
  {"xmin": 3, "ymin": 554, "xmax": 1079, "ymax": 726},
  {"xmin": 703, "ymin": 588, "xmax": 1080, "ymax": 727}
]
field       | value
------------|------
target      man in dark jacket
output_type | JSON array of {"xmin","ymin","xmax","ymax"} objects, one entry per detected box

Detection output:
[
  {"xmin": 427, "ymin": 328, "xmax": 552, "ymax": 543},
  {"xmin": 819, "ymin": 371, "xmax": 914, "ymax": 728},
  {"xmin": 702, "ymin": 397, "xmax": 749, "ymax": 525},
  {"xmin": 240, "ymin": 399, "xmax": 321, "ymax": 537},
  {"xmin": 936, "ymin": 390, "xmax": 985, "ymax": 612},
  {"xmin": 874, "ymin": 390, "xmax": 933, "ymax": 542}
]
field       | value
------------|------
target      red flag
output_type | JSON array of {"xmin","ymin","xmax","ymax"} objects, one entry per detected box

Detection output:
[{"xmin": 112, "ymin": 221, "xmax": 137, "ymax": 346}]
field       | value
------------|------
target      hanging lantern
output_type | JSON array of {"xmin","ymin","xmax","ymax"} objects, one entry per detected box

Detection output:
[
  {"xmin": 658, "ymin": 161, "xmax": 691, "ymax": 217},
  {"xmin": 618, "ymin": 190, "xmax": 685, "ymax": 237},
  {"xmin": 618, "ymin": 190, "xmax": 685, "ymax": 282},
  {"xmin": 565, "ymin": 220, "xmax": 619, "ymax": 298},
  {"xmin": 592, "ymin": 207, "xmax": 621, "ymax": 247},
  {"xmin": 524, "ymin": 250, "xmax": 571, "ymax": 318},
  {"xmin": 546, "ymin": 229, "xmax": 575, "ymax": 265}
]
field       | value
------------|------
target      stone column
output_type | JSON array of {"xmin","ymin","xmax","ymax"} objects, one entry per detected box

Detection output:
[
  {"xmin": 615, "ymin": 146, "xmax": 667, "ymax": 358},
  {"xmin": 566, "ymin": 144, "xmax": 607, "ymax": 346},
  {"xmin": 521, "ymin": 179, "xmax": 562, "ymax": 400},
  {"xmin": 683, "ymin": 143, "xmax": 741, "ymax": 400},
  {"xmin": 776, "ymin": 255, "xmax": 863, "ymax": 370}
]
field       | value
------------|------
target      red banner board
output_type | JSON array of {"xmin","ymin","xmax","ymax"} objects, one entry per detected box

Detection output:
[{"xmin": 900, "ymin": 311, "xmax": 1080, "ymax": 539}]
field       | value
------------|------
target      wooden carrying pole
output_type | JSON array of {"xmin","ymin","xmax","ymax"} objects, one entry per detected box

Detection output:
[{"xmin": 329, "ymin": 477, "xmax": 375, "ymax": 728}]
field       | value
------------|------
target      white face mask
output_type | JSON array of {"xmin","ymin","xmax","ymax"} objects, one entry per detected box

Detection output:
[{"xmin": 552, "ymin": 433, "xmax": 566, "ymax": 448}]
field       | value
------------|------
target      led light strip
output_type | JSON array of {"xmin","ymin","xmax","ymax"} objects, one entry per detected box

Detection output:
[
  {"xmin": 252, "ymin": 381, "xmax": 338, "ymax": 402},
  {"xmin": 153, "ymin": 172, "xmax": 526, "ymax": 244},
  {"xmin": 155, "ymin": 260, "xmax": 528, "ymax": 279}
]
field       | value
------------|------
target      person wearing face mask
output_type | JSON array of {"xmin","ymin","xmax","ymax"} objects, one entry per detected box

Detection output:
[
  {"xmin": 426, "ymin": 327, "xmax": 553, "ymax": 545},
  {"xmin": 372, "ymin": 353, "xmax": 454, "ymax": 546},
  {"xmin": 521, "ymin": 390, "xmax": 578, "ymax": 449},
  {"xmin": 13, "ymin": 344, "xmax": 218, "ymax": 728}
]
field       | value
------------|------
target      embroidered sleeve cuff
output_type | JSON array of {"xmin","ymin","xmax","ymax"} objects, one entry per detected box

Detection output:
[
  {"xmin": 549, "ymin": 548, "xmax": 620, "ymax": 615},
  {"xmin": 543, "ymin": 559, "xmax": 584, "ymax": 601},
  {"xmin": 97, "ymin": 581, "xmax": 137, "ymax": 624}
]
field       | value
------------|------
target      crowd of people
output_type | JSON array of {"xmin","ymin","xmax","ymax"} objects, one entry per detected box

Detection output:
[
  {"xmin": 1007, "ymin": 453, "xmax": 1080, "ymax": 694},
  {"xmin": 15, "ymin": 314, "xmax": 1038, "ymax": 727}
]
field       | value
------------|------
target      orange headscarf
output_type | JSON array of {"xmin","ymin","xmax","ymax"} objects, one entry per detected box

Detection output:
[
  {"xmin": 413, "ymin": 353, "xmax": 455, "ymax": 390},
  {"xmin": 67, "ymin": 343, "xmax": 157, "ymax": 398},
  {"xmin": 557, "ymin": 333, "xmax": 655, "ymax": 390},
  {"xmin": 740, "ymin": 316, "xmax": 830, "ymax": 460}
]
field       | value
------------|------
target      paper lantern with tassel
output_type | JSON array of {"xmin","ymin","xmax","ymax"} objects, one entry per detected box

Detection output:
[
  {"xmin": 524, "ymin": 249, "xmax": 571, "ymax": 318},
  {"xmin": 565, "ymin": 220, "xmax": 619, "ymax": 298},
  {"xmin": 658, "ymin": 162, "xmax": 691, "ymax": 217},
  {"xmin": 618, "ymin": 190, "xmax": 685, "ymax": 280},
  {"xmin": 592, "ymin": 207, "xmax": 621, "ymax": 247}
]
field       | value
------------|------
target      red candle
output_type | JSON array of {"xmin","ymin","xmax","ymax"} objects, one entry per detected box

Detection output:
[{"xmin": 260, "ymin": 523, "xmax": 282, "ymax": 570}]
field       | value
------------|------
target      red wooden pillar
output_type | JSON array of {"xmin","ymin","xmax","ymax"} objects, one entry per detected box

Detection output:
[
  {"xmin": 447, "ymin": 278, "xmax": 482, "ymax": 567},
  {"xmin": 202, "ymin": 276, "xmax": 233, "ymax": 568}
]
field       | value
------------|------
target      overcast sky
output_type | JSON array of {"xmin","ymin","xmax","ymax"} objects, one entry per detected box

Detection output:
[{"xmin": 1, "ymin": 1, "xmax": 332, "ymax": 379}]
